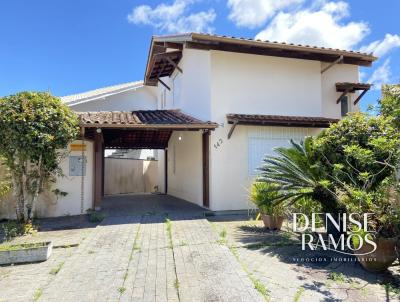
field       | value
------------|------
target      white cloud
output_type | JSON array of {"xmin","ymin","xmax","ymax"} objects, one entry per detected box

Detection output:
[
  {"xmin": 255, "ymin": 1, "xmax": 369, "ymax": 50},
  {"xmin": 227, "ymin": 0, "xmax": 304, "ymax": 28},
  {"xmin": 127, "ymin": 0, "xmax": 216, "ymax": 33},
  {"xmin": 368, "ymin": 58, "xmax": 391, "ymax": 90},
  {"xmin": 360, "ymin": 34, "xmax": 400, "ymax": 57}
]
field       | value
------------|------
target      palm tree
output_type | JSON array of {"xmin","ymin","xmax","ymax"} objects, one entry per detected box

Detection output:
[{"xmin": 257, "ymin": 137, "xmax": 342, "ymax": 214}]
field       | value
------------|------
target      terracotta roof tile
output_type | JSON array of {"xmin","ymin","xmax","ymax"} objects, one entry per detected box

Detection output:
[
  {"xmin": 78, "ymin": 110, "xmax": 217, "ymax": 129},
  {"xmin": 227, "ymin": 114, "xmax": 338, "ymax": 128}
]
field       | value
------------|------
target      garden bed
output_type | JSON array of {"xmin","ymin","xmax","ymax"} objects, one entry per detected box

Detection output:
[{"xmin": 0, "ymin": 241, "xmax": 53, "ymax": 265}]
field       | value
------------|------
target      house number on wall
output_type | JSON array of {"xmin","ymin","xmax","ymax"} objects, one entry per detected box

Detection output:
[{"xmin": 214, "ymin": 138, "xmax": 223, "ymax": 149}]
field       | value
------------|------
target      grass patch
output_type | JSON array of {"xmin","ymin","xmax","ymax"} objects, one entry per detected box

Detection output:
[
  {"xmin": 328, "ymin": 272, "xmax": 347, "ymax": 283},
  {"xmin": 251, "ymin": 275, "xmax": 269, "ymax": 299},
  {"xmin": 119, "ymin": 225, "xmax": 141, "ymax": 296},
  {"xmin": 229, "ymin": 245, "xmax": 270, "ymax": 301},
  {"xmin": 165, "ymin": 218, "xmax": 181, "ymax": 300},
  {"xmin": 219, "ymin": 228, "xmax": 227, "ymax": 238},
  {"xmin": 174, "ymin": 278, "xmax": 180, "ymax": 290},
  {"xmin": 33, "ymin": 288, "xmax": 43, "ymax": 301},
  {"xmin": 384, "ymin": 282, "xmax": 400, "ymax": 296},
  {"xmin": 87, "ymin": 210, "xmax": 106, "ymax": 223},
  {"xmin": 49, "ymin": 261, "xmax": 64, "ymax": 275},
  {"xmin": 118, "ymin": 287, "xmax": 126, "ymax": 294},
  {"xmin": 165, "ymin": 218, "xmax": 173, "ymax": 249},
  {"xmin": 293, "ymin": 287, "xmax": 305, "ymax": 302},
  {"xmin": 0, "ymin": 242, "xmax": 48, "ymax": 252}
]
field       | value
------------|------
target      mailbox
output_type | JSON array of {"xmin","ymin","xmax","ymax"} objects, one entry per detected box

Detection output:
[{"xmin": 69, "ymin": 156, "xmax": 87, "ymax": 176}]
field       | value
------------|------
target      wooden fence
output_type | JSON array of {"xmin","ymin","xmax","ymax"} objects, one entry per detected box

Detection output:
[{"xmin": 104, "ymin": 158, "xmax": 158, "ymax": 195}]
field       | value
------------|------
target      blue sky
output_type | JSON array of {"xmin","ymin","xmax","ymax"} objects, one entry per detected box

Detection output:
[{"xmin": 0, "ymin": 0, "xmax": 399, "ymax": 110}]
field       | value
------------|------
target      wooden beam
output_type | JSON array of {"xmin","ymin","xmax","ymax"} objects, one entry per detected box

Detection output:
[
  {"xmin": 166, "ymin": 56, "xmax": 183, "ymax": 73},
  {"xmin": 154, "ymin": 42, "xmax": 183, "ymax": 50},
  {"xmin": 185, "ymin": 41, "xmax": 373, "ymax": 67},
  {"xmin": 165, "ymin": 148, "xmax": 168, "ymax": 194},
  {"xmin": 158, "ymin": 78, "xmax": 171, "ymax": 90},
  {"xmin": 353, "ymin": 89, "xmax": 369, "ymax": 105},
  {"xmin": 202, "ymin": 131, "xmax": 210, "ymax": 208},
  {"xmin": 336, "ymin": 88, "xmax": 351, "ymax": 104},
  {"xmin": 101, "ymin": 142, "xmax": 105, "ymax": 197},
  {"xmin": 94, "ymin": 130, "xmax": 103, "ymax": 210},
  {"xmin": 227, "ymin": 120, "xmax": 238, "ymax": 139},
  {"xmin": 321, "ymin": 55, "xmax": 343, "ymax": 74}
]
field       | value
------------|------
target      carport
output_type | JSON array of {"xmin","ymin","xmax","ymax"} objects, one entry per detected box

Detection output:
[{"xmin": 78, "ymin": 110, "xmax": 218, "ymax": 210}]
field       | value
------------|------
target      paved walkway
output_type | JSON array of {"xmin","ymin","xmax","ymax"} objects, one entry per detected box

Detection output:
[{"xmin": 37, "ymin": 195, "xmax": 263, "ymax": 302}]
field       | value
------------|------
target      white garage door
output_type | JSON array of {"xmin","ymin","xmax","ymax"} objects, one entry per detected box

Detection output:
[{"xmin": 248, "ymin": 127, "xmax": 315, "ymax": 176}]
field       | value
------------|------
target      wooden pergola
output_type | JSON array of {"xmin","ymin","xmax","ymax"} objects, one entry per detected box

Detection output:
[
  {"xmin": 335, "ymin": 82, "xmax": 372, "ymax": 105},
  {"xmin": 78, "ymin": 110, "xmax": 218, "ymax": 210}
]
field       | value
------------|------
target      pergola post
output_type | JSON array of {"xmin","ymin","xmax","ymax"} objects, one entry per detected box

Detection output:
[
  {"xmin": 202, "ymin": 130, "xmax": 210, "ymax": 208},
  {"xmin": 94, "ymin": 130, "xmax": 103, "ymax": 210}
]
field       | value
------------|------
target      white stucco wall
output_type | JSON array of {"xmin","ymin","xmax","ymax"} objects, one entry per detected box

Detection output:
[
  {"xmin": 157, "ymin": 48, "xmax": 212, "ymax": 121},
  {"xmin": 210, "ymin": 50, "xmax": 323, "ymax": 123},
  {"xmin": 36, "ymin": 140, "xmax": 94, "ymax": 217},
  {"xmin": 209, "ymin": 125, "xmax": 320, "ymax": 211},
  {"xmin": 321, "ymin": 63, "xmax": 360, "ymax": 119},
  {"xmin": 167, "ymin": 131, "xmax": 203, "ymax": 207},
  {"xmin": 69, "ymin": 86, "xmax": 157, "ymax": 111},
  {"xmin": 0, "ymin": 140, "xmax": 94, "ymax": 219}
]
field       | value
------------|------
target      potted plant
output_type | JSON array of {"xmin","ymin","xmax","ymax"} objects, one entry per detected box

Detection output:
[
  {"xmin": 250, "ymin": 182, "xmax": 286, "ymax": 230},
  {"xmin": 347, "ymin": 184, "xmax": 400, "ymax": 272}
]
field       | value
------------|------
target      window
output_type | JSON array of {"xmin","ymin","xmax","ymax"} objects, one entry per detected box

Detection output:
[
  {"xmin": 248, "ymin": 138, "xmax": 292, "ymax": 176},
  {"xmin": 340, "ymin": 95, "xmax": 349, "ymax": 117},
  {"xmin": 248, "ymin": 128, "xmax": 313, "ymax": 176}
]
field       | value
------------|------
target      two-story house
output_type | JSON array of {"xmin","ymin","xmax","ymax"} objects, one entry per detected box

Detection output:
[
  {"xmin": 141, "ymin": 33, "xmax": 375, "ymax": 211},
  {"xmin": 0, "ymin": 33, "xmax": 376, "ymax": 219}
]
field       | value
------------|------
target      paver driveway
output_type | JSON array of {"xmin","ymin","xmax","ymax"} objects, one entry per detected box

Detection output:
[{"xmin": 36, "ymin": 195, "xmax": 263, "ymax": 302}]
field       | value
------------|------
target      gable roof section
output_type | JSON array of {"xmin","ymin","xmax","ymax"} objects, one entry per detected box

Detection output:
[
  {"xmin": 61, "ymin": 81, "xmax": 144, "ymax": 106},
  {"xmin": 145, "ymin": 33, "xmax": 377, "ymax": 86}
]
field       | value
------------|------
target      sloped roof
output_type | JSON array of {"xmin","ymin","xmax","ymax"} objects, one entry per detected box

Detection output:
[
  {"xmin": 227, "ymin": 113, "xmax": 338, "ymax": 128},
  {"xmin": 61, "ymin": 81, "xmax": 144, "ymax": 105},
  {"xmin": 145, "ymin": 32, "xmax": 377, "ymax": 86},
  {"xmin": 153, "ymin": 33, "xmax": 376, "ymax": 59},
  {"xmin": 78, "ymin": 110, "xmax": 218, "ymax": 129}
]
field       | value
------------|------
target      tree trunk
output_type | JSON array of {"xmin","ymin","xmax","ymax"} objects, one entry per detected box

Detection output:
[{"xmin": 11, "ymin": 173, "xmax": 25, "ymax": 222}]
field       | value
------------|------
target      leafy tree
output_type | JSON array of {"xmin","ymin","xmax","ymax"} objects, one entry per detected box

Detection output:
[
  {"xmin": 314, "ymin": 112, "xmax": 400, "ymax": 193},
  {"xmin": 0, "ymin": 92, "xmax": 78, "ymax": 221},
  {"xmin": 380, "ymin": 84, "xmax": 400, "ymax": 128}
]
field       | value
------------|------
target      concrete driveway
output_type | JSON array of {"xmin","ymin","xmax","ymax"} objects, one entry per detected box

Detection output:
[{"xmin": 5, "ymin": 194, "xmax": 263, "ymax": 302}]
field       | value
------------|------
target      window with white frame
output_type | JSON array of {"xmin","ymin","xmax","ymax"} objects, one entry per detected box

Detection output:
[{"xmin": 248, "ymin": 129, "xmax": 313, "ymax": 176}]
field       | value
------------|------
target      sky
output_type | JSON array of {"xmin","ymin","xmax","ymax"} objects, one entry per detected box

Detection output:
[{"xmin": 0, "ymin": 0, "xmax": 399, "ymax": 111}]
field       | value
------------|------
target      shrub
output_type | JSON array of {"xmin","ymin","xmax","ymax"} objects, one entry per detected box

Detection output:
[
  {"xmin": 87, "ymin": 209, "xmax": 106, "ymax": 223},
  {"xmin": 250, "ymin": 182, "xmax": 285, "ymax": 216},
  {"xmin": 0, "ymin": 92, "xmax": 79, "ymax": 221},
  {"xmin": 314, "ymin": 112, "xmax": 400, "ymax": 193},
  {"xmin": 1, "ymin": 220, "xmax": 37, "ymax": 241}
]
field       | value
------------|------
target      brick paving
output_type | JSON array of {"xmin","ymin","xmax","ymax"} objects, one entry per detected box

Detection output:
[
  {"xmin": 210, "ymin": 217, "xmax": 400, "ymax": 302},
  {"xmin": 0, "ymin": 195, "xmax": 263, "ymax": 302}
]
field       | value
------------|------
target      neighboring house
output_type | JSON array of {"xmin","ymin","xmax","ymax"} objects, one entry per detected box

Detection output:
[
  {"xmin": 0, "ymin": 32, "xmax": 377, "ymax": 219},
  {"xmin": 61, "ymin": 81, "xmax": 157, "ymax": 111}
]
